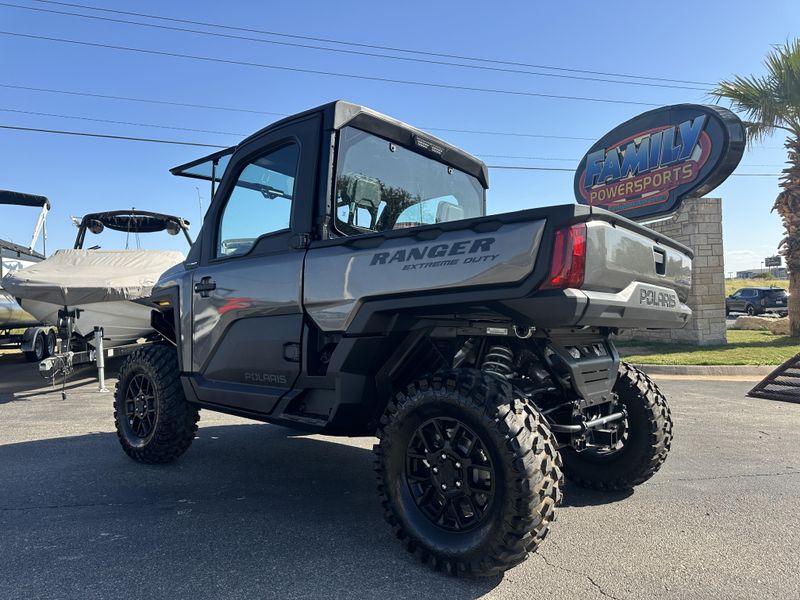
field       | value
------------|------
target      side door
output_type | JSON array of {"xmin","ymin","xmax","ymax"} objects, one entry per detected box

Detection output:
[
  {"xmin": 728, "ymin": 289, "xmax": 743, "ymax": 312},
  {"xmin": 188, "ymin": 114, "xmax": 320, "ymax": 415},
  {"xmin": 741, "ymin": 289, "xmax": 756, "ymax": 311}
]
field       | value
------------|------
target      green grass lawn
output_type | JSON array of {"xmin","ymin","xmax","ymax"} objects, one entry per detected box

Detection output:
[
  {"xmin": 725, "ymin": 278, "xmax": 789, "ymax": 296},
  {"xmin": 617, "ymin": 329, "xmax": 800, "ymax": 366}
]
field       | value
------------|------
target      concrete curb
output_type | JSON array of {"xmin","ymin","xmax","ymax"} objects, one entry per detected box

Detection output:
[{"xmin": 633, "ymin": 364, "xmax": 775, "ymax": 376}]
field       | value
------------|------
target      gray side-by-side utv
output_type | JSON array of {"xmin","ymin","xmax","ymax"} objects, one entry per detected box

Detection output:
[{"xmin": 113, "ymin": 101, "xmax": 689, "ymax": 576}]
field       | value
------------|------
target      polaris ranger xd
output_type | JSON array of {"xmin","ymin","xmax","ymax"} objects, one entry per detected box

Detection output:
[{"xmin": 114, "ymin": 101, "xmax": 691, "ymax": 576}]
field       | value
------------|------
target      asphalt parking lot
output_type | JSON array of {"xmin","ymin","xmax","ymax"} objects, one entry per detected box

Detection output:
[{"xmin": 0, "ymin": 353, "xmax": 798, "ymax": 600}]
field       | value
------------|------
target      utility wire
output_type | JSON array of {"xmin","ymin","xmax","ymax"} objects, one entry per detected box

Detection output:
[
  {"xmin": 26, "ymin": 0, "xmax": 715, "ymax": 87},
  {"xmin": 0, "ymin": 123, "xmax": 781, "ymax": 176},
  {"xmin": 0, "ymin": 107, "xmax": 248, "ymax": 137},
  {"xmin": 0, "ymin": 124, "xmax": 225, "ymax": 147},
  {"xmin": 0, "ymin": 31, "xmax": 665, "ymax": 107},
  {"xmin": 0, "ymin": 1, "xmax": 709, "ymax": 91},
  {"xmin": 0, "ymin": 107, "xmax": 781, "ymax": 169},
  {"xmin": 0, "ymin": 83, "xmax": 603, "ymax": 141}
]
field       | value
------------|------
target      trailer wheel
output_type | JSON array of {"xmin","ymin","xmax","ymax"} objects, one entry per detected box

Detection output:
[
  {"xmin": 561, "ymin": 362, "xmax": 673, "ymax": 491},
  {"xmin": 24, "ymin": 330, "xmax": 46, "ymax": 362},
  {"xmin": 44, "ymin": 330, "xmax": 56, "ymax": 357},
  {"xmin": 374, "ymin": 369, "xmax": 561, "ymax": 576},
  {"xmin": 114, "ymin": 344, "xmax": 199, "ymax": 464}
]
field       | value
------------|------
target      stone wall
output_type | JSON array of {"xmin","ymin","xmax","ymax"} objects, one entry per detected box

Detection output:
[{"xmin": 620, "ymin": 197, "xmax": 726, "ymax": 345}]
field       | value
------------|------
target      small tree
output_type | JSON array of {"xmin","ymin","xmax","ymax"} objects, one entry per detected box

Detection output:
[{"xmin": 712, "ymin": 40, "xmax": 800, "ymax": 336}]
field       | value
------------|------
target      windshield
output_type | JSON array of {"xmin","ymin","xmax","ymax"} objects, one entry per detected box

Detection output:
[{"xmin": 333, "ymin": 127, "xmax": 484, "ymax": 235}]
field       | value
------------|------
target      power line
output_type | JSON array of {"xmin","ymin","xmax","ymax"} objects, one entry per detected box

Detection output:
[
  {"xmin": 0, "ymin": 83, "xmax": 601, "ymax": 141},
  {"xmin": 487, "ymin": 164, "xmax": 781, "ymax": 176},
  {"xmin": 0, "ymin": 31, "xmax": 665, "ymax": 107},
  {"xmin": 0, "ymin": 123, "xmax": 782, "ymax": 176},
  {"xmin": 26, "ymin": 0, "xmax": 715, "ymax": 87},
  {"xmin": 0, "ymin": 107, "xmax": 248, "ymax": 137},
  {"xmin": 0, "ymin": 1, "xmax": 708, "ymax": 92},
  {"xmin": 0, "ymin": 123, "xmax": 225, "ymax": 147},
  {"xmin": 0, "ymin": 107, "xmax": 782, "ymax": 169}
]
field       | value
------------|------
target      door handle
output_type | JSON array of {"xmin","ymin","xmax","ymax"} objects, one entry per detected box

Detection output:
[{"xmin": 194, "ymin": 276, "xmax": 216, "ymax": 298}]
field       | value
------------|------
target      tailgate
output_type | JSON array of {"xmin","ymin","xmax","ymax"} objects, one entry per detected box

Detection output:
[
  {"xmin": 572, "ymin": 217, "xmax": 693, "ymax": 329},
  {"xmin": 582, "ymin": 220, "xmax": 692, "ymax": 300}
]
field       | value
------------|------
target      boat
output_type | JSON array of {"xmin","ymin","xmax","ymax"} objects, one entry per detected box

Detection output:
[
  {"xmin": 0, "ymin": 190, "xmax": 49, "ymax": 332},
  {"xmin": 2, "ymin": 210, "xmax": 191, "ymax": 349}
]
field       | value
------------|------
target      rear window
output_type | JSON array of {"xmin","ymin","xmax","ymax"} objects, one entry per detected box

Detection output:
[
  {"xmin": 765, "ymin": 289, "xmax": 787, "ymax": 297},
  {"xmin": 333, "ymin": 127, "xmax": 485, "ymax": 236}
]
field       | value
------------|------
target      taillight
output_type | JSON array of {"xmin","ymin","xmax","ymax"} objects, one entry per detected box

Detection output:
[{"xmin": 543, "ymin": 223, "xmax": 587, "ymax": 289}]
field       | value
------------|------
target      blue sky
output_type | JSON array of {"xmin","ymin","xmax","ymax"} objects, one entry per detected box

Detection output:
[{"xmin": 1, "ymin": 0, "xmax": 797, "ymax": 273}]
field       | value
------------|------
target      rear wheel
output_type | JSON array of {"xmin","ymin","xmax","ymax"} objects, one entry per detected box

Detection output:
[
  {"xmin": 561, "ymin": 362, "xmax": 672, "ymax": 491},
  {"xmin": 24, "ymin": 331, "xmax": 46, "ymax": 362},
  {"xmin": 114, "ymin": 344, "xmax": 199, "ymax": 464},
  {"xmin": 374, "ymin": 369, "xmax": 562, "ymax": 576},
  {"xmin": 746, "ymin": 304, "xmax": 756, "ymax": 316}
]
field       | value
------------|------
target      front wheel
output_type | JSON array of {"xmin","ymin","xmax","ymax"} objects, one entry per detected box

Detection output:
[
  {"xmin": 114, "ymin": 344, "xmax": 200, "ymax": 464},
  {"xmin": 561, "ymin": 362, "xmax": 673, "ymax": 491},
  {"xmin": 374, "ymin": 369, "xmax": 562, "ymax": 576}
]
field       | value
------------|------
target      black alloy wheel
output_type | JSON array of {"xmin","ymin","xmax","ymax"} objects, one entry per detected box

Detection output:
[
  {"xmin": 405, "ymin": 417, "xmax": 495, "ymax": 532},
  {"xmin": 114, "ymin": 345, "xmax": 199, "ymax": 464},
  {"xmin": 375, "ymin": 369, "xmax": 562, "ymax": 576},
  {"xmin": 124, "ymin": 373, "xmax": 157, "ymax": 440}
]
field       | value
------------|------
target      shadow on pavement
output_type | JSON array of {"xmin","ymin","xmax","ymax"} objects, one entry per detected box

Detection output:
[
  {"xmin": 560, "ymin": 485, "xmax": 633, "ymax": 507},
  {"xmin": 0, "ymin": 423, "xmax": 503, "ymax": 600}
]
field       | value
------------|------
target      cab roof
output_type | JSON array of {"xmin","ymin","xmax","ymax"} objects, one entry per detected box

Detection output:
[{"xmin": 171, "ymin": 100, "xmax": 489, "ymax": 188}]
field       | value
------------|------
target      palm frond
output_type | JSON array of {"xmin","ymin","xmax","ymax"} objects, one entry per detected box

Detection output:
[{"xmin": 712, "ymin": 39, "xmax": 800, "ymax": 146}]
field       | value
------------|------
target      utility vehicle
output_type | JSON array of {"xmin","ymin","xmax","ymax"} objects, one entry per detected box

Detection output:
[{"xmin": 114, "ymin": 101, "xmax": 691, "ymax": 576}]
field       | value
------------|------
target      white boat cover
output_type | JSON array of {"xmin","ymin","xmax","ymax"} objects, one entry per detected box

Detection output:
[{"xmin": 1, "ymin": 249, "xmax": 184, "ymax": 306}]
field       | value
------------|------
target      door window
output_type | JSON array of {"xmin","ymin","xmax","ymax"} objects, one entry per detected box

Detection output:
[{"xmin": 217, "ymin": 143, "xmax": 300, "ymax": 258}]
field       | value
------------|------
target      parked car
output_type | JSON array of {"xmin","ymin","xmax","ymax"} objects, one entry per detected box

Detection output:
[{"xmin": 726, "ymin": 287, "xmax": 788, "ymax": 316}]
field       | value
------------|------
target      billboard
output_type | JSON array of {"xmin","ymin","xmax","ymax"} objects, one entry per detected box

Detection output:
[{"xmin": 574, "ymin": 104, "xmax": 745, "ymax": 221}]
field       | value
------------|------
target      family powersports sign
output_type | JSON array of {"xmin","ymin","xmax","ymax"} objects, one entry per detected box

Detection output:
[{"xmin": 574, "ymin": 104, "xmax": 746, "ymax": 221}]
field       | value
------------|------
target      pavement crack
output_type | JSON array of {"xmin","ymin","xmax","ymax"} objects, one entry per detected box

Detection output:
[
  {"xmin": 0, "ymin": 499, "xmax": 150, "ymax": 512},
  {"xmin": 538, "ymin": 552, "xmax": 622, "ymax": 600}
]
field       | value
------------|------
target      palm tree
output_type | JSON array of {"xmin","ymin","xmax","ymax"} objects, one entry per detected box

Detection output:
[{"xmin": 712, "ymin": 40, "xmax": 800, "ymax": 336}]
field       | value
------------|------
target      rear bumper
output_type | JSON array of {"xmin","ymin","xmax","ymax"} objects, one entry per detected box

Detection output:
[{"xmin": 575, "ymin": 281, "xmax": 691, "ymax": 329}]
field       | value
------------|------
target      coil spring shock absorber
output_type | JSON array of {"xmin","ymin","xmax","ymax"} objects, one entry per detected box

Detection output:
[{"xmin": 481, "ymin": 345, "xmax": 515, "ymax": 380}]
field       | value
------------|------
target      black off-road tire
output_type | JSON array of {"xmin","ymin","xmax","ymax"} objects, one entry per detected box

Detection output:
[
  {"xmin": 24, "ymin": 330, "xmax": 46, "ymax": 362},
  {"xmin": 374, "ymin": 369, "xmax": 562, "ymax": 577},
  {"xmin": 114, "ymin": 344, "xmax": 199, "ymax": 464},
  {"xmin": 746, "ymin": 304, "xmax": 756, "ymax": 316},
  {"xmin": 561, "ymin": 362, "xmax": 673, "ymax": 491}
]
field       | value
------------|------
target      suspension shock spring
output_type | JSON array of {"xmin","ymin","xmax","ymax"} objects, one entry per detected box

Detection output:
[{"xmin": 481, "ymin": 345, "xmax": 515, "ymax": 380}]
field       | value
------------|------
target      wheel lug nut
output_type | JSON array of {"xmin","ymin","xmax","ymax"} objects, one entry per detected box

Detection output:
[
  {"xmin": 455, "ymin": 462, "xmax": 461, "ymax": 468},
  {"xmin": 441, "ymin": 484, "xmax": 447, "ymax": 490},
  {"xmin": 441, "ymin": 454, "xmax": 447, "ymax": 460},
  {"xmin": 432, "ymin": 467, "xmax": 438, "ymax": 474},
  {"xmin": 455, "ymin": 481, "xmax": 462, "ymax": 488}
]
